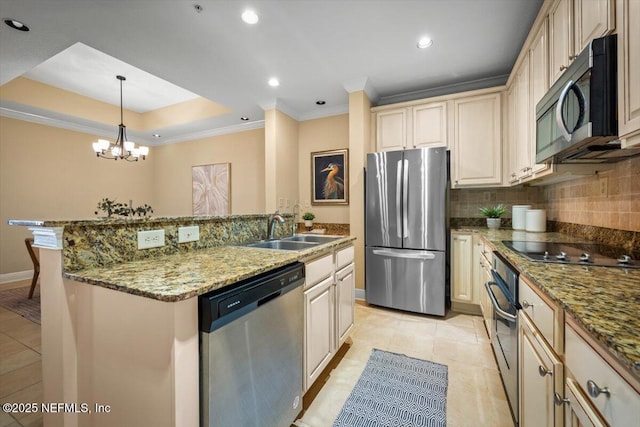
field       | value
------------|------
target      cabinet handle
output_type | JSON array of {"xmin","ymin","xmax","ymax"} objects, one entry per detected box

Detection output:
[
  {"xmin": 522, "ymin": 300, "xmax": 534, "ymax": 309},
  {"xmin": 559, "ymin": 65, "xmax": 567, "ymax": 71},
  {"xmin": 569, "ymin": 54, "xmax": 577, "ymax": 60},
  {"xmin": 586, "ymin": 380, "xmax": 610, "ymax": 398},
  {"xmin": 538, "ymin": 365, "xmax": 552, "ymax": 377},
  {"xmin": 511, "ymin": 173, "xmax": 516, "ymax": 178},
  {"xmin": 554, "ymin": 392, "xmax": 569, "ymax": 406}
]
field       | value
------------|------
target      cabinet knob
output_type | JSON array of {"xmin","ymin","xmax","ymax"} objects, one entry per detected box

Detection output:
[
  {"xmin": 522, "ymin": 300, "xmax": 534, "ymax": 309},
  {"xmin": 538, "ymin": 365, "xmax": 552, "ymax": 377},
  {"xmin": 569, "ymin": 54, "xmax": 577, "ymax": 60},
  {"xmin": 511, "ymin": 173, "xmax": 516, "ymax": 178},
  {"xmin": 559, "ymin": 65, "xmax": 567, "ymax": 71},
  {"xmin": 586, "ymin": 380, "xmax": 610, "ymax": 398},
  {"xmin": 554, "ymin": 392, "xmax": 569, "ymax": 406}
]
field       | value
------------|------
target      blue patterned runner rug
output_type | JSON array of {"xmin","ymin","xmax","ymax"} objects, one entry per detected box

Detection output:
[{"xmin": 332, "ymin": 349, "xmax": 448, "ymax": 427}]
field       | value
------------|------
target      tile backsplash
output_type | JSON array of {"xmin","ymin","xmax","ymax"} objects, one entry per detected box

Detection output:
[{"xmin": 451, "ymin": 156, "xmax": 639, "ymax": 233}]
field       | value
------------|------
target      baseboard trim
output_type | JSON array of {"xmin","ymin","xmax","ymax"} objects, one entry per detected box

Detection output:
[
  {"xmin": 355, "ymin": 288, "xmax": 365, "ymax": 300},
  {"xmin": 0, "ymin": 270, "xmax": 33, "ymax": 284}
]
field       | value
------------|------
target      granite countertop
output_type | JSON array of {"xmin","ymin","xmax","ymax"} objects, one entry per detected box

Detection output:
[
  {"xmin": 64, "ymin": 236, "xmax": 356, "ymax": 302},
  {"xmin": 462, "ymin": 228, "xmax": 640, "ymax": 384}
]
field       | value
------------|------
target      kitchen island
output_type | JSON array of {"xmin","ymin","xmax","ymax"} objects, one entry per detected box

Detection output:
[{"xmin": 11, "ymin": 215, "xmax": 355, "ymax": 427}]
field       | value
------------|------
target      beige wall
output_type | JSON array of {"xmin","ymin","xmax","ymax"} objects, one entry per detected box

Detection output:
[
  {"xmin": 0, "ymin": 117, "xmax": 155, "ymax": 274},
  {"xmin": 264, "ymin": 109, "xmax": 299, "ymax": 214},
  {"xmin": 151, "ymin": 128, "xmax": 265, "ymax": 216},
  {"xmin": 298, "ymin": 114, "xmax": 350, "ymax": 224}
]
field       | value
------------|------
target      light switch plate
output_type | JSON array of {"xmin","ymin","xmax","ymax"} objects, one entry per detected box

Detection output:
[
  {"xmin": 137, "ymin": 229, "xmax": 165, "ymax": 249},
  {"xmin": 178, "ymin": 226, "xmax": 200, "ymax": 243}
]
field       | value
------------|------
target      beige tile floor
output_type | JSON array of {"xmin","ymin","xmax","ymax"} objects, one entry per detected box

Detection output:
[
  {"xmin": 0, "ymin": 280, "xmax": 42, "ymax": 427},
  {"xmin": 297, "ymin": 301, "xmax": 515, "ymax": 427},
  {"xmin": 0, "ymin": 280, "xmax": 513, "ymax": 427}
]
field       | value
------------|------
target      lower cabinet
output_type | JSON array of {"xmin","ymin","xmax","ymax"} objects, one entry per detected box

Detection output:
[
  {"xmin": 303, "ymin": 244, "xmax": 355, "ymax": 393},
  {"xmin": 304, "ymin": 275, "xmax": 335, "ymax": 391},
  {"xmin": 451, "ymin": 232, "xmax": 474, "ymax": 304},
  {"xmin": 519, "ymin": 312, "xmax": 564, "ymax": 427}
]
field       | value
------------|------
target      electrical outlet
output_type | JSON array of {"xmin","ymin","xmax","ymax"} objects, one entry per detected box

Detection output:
[
  {"xmin": 137, "ymin": 229, "xmax": 165, "ymax": 249},
  {"xmin": 279, "ymin": 197, "xmax": 285, "ymax": 208},
  {"xmin": 178, "ymin": 226, "xmax": 200, "ymax": 243}
]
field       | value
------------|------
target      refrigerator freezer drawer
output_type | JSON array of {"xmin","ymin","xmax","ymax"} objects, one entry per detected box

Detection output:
[{"xmin": 365, "ymin": 247, "xmax": 445, "ymax": 316}]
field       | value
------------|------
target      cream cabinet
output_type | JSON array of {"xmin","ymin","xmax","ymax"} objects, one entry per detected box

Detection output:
[
  {"xmin": 452, "ymin": 92, "xmax": 502, "ymax": 187},
  {"xmin": 509, "ymin": 55, "xmax": 533, "ymax": 182},
  {"xmin": 303, "ymin": 244, "xmax": 355, "ymax": 393},
  {"xmin": 412, "ymin": 101, "xmax": 448, "ymax": 148},
  {"xmin": 564, "ymin": 377, "xmax": 608, "ymax": 427},
  {"xmin": 564, "ymin": 321, "xmax": 640, "ymax": 426},
  {"xmin": 335, "ymin": 245, "xmax": 355, "ymax": 348},
  {"xmin": 304, "ymin": 274, "xmax": 334, "ymax": 392},
  {"xmin": 374, "ymin": 101, "xmax": 448, "ymax": 151},
  {"xmin": 519, "ymin": 312, "xmax": 564, "ymax": 427},
  {"xmin": 549, "ymin": 0, "xmax": 574, "ymax": 83},
  {"xmin": 451, "ymin": 232, "xmax": 476, "ymax": 306},
  {"xmin": 574, "ymin": 0, "xmax": 614, "ymax": 53},
  {"xmin": 529, "ymin": 18, "xmax": 552, "ymax": 176},
  {"xmin": 376, "ymin": 108, "xmax": 407, "ymax": 151},
  {"xmin": 477, "ymin": 239, "xmax": 493, "ymax": 336},
  {"xmin": 617, "ymin": 0, "xmax": 640, "ymax": 148}
]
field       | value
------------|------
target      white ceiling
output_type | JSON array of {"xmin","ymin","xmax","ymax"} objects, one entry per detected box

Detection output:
[{"xmin": 0, "ymin": 0, "xmax": 542, "ymax": 145}]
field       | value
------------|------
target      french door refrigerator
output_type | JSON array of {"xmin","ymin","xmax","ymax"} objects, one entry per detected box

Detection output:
[{"xmin": 365, "ymin": 147, "xmax": 449, "ymax": 316}]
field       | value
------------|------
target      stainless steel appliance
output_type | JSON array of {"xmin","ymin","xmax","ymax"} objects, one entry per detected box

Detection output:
[
  {"xmin": 536, "ymin": 34, "xmax": 640, "ymax": 163},
  {"xmin": 199, "ymin": 262, "xmax": 304, "ymax": 427},
  {"xmin": 365, "ymin": 147, "xmax": 448, "ymax": 316},
  {"xmin": 503, "ymin": 240, "xmax": 639, "ymax": 269},
  {"xmin": 486, "ymin": 252, "xmax": 520, "ymax": 425}
]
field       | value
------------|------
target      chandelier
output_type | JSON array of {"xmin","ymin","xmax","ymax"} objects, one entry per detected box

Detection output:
[{"xmin": 91, "ymin": 75, "xmax": 149, "ymax": 161}]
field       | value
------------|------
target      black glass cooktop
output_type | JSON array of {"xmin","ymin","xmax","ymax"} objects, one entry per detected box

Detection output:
[{"xmin": 502, "ymin": 241, "xmax": 639, "ymax": 269}]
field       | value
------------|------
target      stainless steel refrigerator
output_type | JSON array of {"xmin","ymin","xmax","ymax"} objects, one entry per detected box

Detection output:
[{"xmin": 365, "ymin": 147, "xmax": 448, "ymax": 316}]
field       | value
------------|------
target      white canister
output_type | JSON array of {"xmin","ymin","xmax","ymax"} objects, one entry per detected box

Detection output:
[
  {"xmin": 525, "ymin": 209, "xmax": 547, "ymax": 232},
  {"xmin": 512, "ymin": 205, "xmax": 532, "ymax": 230}
]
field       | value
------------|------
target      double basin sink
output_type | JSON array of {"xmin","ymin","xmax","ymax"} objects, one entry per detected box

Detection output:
[{"xmin": 244, "ymin": 234, "xmax": 342, "ymax": 251}]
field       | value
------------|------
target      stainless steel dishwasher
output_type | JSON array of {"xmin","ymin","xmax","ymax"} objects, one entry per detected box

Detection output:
[{"xmin": 199, "ymin": 262, "xmax": 304, "ymax": 427}]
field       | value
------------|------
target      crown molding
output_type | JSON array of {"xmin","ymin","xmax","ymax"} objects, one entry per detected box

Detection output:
[
  {"xmin": 297, "ymin": 104, "xmax": 348, "ymax": 121},
  {"xmin": 158, "ymin": 120, "xmax": 266, "ymax": 145}
]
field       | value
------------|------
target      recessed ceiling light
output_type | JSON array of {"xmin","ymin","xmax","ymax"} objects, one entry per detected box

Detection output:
[
  {"xmin": 153, "ymin": 133, "xmax": 161, "ymax": 138},
  {"xmin": 240, "ymin": 116, "xmax": 250, "ymax": 121},
  {"xmin": 417, "ymin": 37, "xmax": 433, "ymax": 49},
  {"xmin": 4, "ymin": 19, "xmax": 29, "ymax": 32},
  {"xmin": 316, "ymin": 100, "xmax": 326, "ymax": 105},
  {"xmin": 268, "ymin": 78, "xmax": 280, "ymax": 87},
  {"xmin": 242, "ymin": 10, "xmax": 259, "ymax": 24}
]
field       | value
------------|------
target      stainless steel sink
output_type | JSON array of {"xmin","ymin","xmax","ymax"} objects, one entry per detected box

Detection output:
[
  {"xmin": 282, "ymin": 235, "xmax": 342, "ymax": 243},
  {"xmin": 245, "ymin": 240, "xmax": 318, "ymax": 251}
]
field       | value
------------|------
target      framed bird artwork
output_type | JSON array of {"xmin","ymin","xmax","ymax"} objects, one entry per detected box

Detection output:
[{"xmin": 311, "ymin": 149, "xmax": 348, "ymax": 205}]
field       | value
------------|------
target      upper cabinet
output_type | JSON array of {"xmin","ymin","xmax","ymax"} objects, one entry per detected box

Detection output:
[
  {"xmin": 529, "ymin": 19, "xmax": 551, "ymax": 176},
  {"xmin": 549, "ymin": 0, "xmax": 614, "ymax": 84},
  {"xmin": 549, "ymin": 0, "xmax": 574, "ymax": 84},
  {"xmin": 617, "ymin": 0, "xmax": 640, "ymax": 148},
  {"xmin": 374, "ymin": 101, "xmax": 448, "ymax": 151},
  {"xmin": 452, "ymin": 92, "xmax": 502, "ymax": 187}
]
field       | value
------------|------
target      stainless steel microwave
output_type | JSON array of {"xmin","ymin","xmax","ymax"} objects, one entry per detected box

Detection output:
[{"xmin": 535, "ymin": 35, "xmax": 639, "ymax": 164}]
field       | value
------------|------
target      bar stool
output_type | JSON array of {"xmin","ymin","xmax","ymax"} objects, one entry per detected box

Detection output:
[{"xmin": 24, "ymin": 238, "xmax": 40, "ymax": 299}]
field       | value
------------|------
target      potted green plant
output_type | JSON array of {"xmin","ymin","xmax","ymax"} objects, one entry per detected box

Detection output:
[
  {"xmin": 479, "ymin": 204, "xmax": 506, "ymax": 229},
  {"xmin": 302, "ymin": 212, "xmax": 315, "ymax": 228}
]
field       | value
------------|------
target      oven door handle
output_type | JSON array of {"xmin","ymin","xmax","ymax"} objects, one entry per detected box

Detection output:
[{"xmin": 485, "ymin": 282, "xmax": 517, "ymax": 322}]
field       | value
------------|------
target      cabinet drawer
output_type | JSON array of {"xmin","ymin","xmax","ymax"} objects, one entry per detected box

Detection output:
[
  {"xmin": 305, "ymin": 254, "xmax": 334, "ymax": 289},
  {"xmin": 335, "ymin": 245, "xmax": 354, "ymax": 270},
  {"xmin": 519, "ymin": 276, "xmax": 562, "ymax": 353},
  {"xmin": 565, "ymin": 323, "xmax": 640, "ymax": 426}
]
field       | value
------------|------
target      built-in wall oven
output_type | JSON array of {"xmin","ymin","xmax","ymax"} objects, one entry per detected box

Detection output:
[{"xmin": 485, "ymin": 252, "xmax": 520, "ymax": 425}]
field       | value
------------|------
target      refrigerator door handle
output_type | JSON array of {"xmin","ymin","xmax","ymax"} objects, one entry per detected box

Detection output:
[
  {"xmin": 402, "ymin": 159, "xmax": 409, "ymax": 238},
  {"xmin": 372, "ymin": 249, "xmax": 436, "ymax": 260},
  {"xmin": 396, "ymin": 160, "xmax": 402, "ymax": 238}
]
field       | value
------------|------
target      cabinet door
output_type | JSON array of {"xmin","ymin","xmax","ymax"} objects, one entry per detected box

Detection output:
[
  {"xmin": 472, "ymin": 237, "xmax": 485, "ymax": 305},
  {"xmin": 412, "ymin": 102, "xmax": 448, "ymax": 148},
  {"xmin": 481, "ymin": 264, "xmax": 494, "ymax": 337},
  {"xmin": 336, "ymin": 263, "xmax": 354, "ymax": 347},
  {"xmin": 515, "ymin": 55, "xmax": 532, "ymax": 180},
  {"xmin": 549, "ymin": 0, "xmax": 574, "ymax": 84},
  {"xmin": 507, "ymin": 82, "xmax": 519, "ymax": 183},
  {"xmin": 564, "ymin": 377, "xmax": 608, "ymax": 427},
  {"xmin": 618, "ymin": 0, "xmax": 640, "ymax": 148},
  {"xmin": 304, "ymin": 275, "xmax": 335, "ymax": 392},
  {"xmin": 529, "ymin": 19, "xmax": 552, "ymax": 175},
  {"xmin": 451, "ymin": 233, "xmax": 474, "ymax": 303},
  {"xmin": 376, "ymin": 108, "xmax": 407, "ymax": 151},
  {"xmin": 574, "ymin": 0, "xmax": 614, "ymax": 53},
  {"xmin": 452, "ymin": 92, "xmax": 502, "ymax": 187},
  {"xmin": 519, "ymin": 313, "xmax": 564, "ymax": 427}
]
